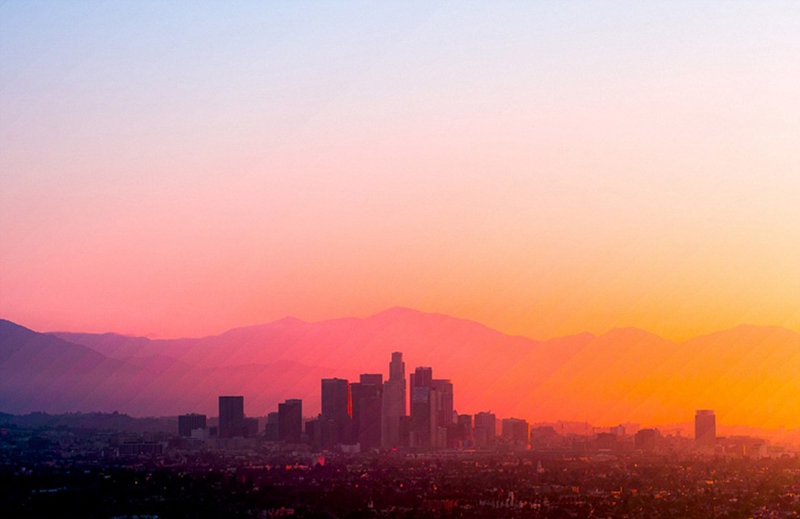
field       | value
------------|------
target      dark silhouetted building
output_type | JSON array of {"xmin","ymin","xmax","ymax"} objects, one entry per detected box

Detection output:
[
  {"xmin": 382, "ymin": 352, "xmax": 406, "ymax": 448},
  {"xmin": 474, "ymin": 411, "xmax": 496, "ymax": 448},
  {"xmin": 695, "ymin": 409, "xmax": 716, "ymax": 451},
  {"xmin": 360, "ymin": 373, "xmax": 383, "ymax": 387},
  {"xmin": 409, "ymin": 367, "xmax": 433, "ymax": 401},
  {"xmin": 595, "ymin": 432, "xmax": 617, "ymax": 451},
  {"xmin": 635, "ymin": 428, "xmax": 661, "ymax": 452},
  {"xmin": 410, "ymin": 384, "xmax": 434, "ymax": 447},
  {"xmin": 409, "ymin": 367, "xmax": 434, "ymax": 448},
  {"xmin": 278, "ymin": 399, "xmax": 303, "ymax": 444},
  {"xmin": 407, "ymin": 367, "xmax": 454, "ymax": 449},
  {"xmin": 178, "ymin": 413, "xmax": 206, "ymax": 437},
  {"xmin": 352, "ymin": 374, "xmax": 382, "ymax": 450},
  {"xmin": 307, "ymin": 416, "xmax": 338, "ymax": 449},
  {"xmin": 451, "ymin": 414, "xmax": 473, "ymax": 448},
  {"xmin": 431, "ymin": 378, "xmax": 453, "ymax": 449},
  {"xmin": 219, "ymin": 396, "xmax": 245, "ymax": 438},
  {"xmin": 321, "ymin": 378, "xmax": 352, "ymax": 446},
  {"xmin": 265, "ymin": 412, "xmax": 280, "ymax": 441},
  {"xmin": 502, "ymin": 418, "xmax": 529, "ymax": 449},
  {"xmin": 242, "ymin": 417, "xmax": 259, "ymax": 438}
]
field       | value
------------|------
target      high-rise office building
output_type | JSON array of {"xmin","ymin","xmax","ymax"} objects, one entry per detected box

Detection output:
[
  {"xmin": 502, "ymin": 417, "xmax": 529, "ymax": 449},
  {"xmin": 410, "ymin": 384, "xmax": 434, "ymax": 447},
  {"xmin": 278, "ymin": 399, "xmax": 303, "ymax": 444},
  {"xmin": 178, "ymin": 413, "xmax": 207, "ymax": 437},
  {"xmin": 409, "ymin": 366, "xmax": 433, "ymax": 402},
  {"xmin": 431, "ymin": 379, "xmax": 453, "ymax": 449},
  {"xmin": 265, "ymin": 412, "xmax": 280, "ymax": 441},
  {"xmin": 695, "ymin": 409, "xmax": 716, "ymax": 451},
  {"xmin": 218, "ymin": 396, "xmax": 245, "ymax": 438},
  {"xmin": 360, "ymin": 373, "xmax": 383, "ymax": 387},
  {"xmin": 381, "ymin": 352, "xmax": 406, "ymax": 448},
  {"xmin": 407, "ymin": 367, "xmax": 454, "ymax": 448},
  {"xmin": 352, "ymin": 374, "xmax": 383, "ymax": 450},
  {"xmin": 451, "ymin": 414, "xmax": 473, "ymax": 448},
  {"xmin": 409, "ymin": 367, "xmax": 433, "ymax": 447},
  {"xmin": 321, "ymin": 378, "xmax": 352, "ymax": 446},
  {"xmin": 474, "ymin": 411, "xmax": 497, "ymax": 448}
]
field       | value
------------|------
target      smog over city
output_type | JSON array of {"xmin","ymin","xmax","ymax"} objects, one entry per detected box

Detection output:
[{"xmin": 2, "ymin": 2, "xmax": 800, "ymax": 518}]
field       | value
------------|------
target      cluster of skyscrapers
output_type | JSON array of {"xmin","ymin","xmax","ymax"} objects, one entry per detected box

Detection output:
[
  {"xmin": 288, "ymin": 352, "xmax": 467, "ymax": 450},
  {"xmin": 178, "ymin": 353, "xmax": 719, "ymax": 453},
  {"xmin": 177, "ymin": 352, "xmax": 497, "ymax": 450}
]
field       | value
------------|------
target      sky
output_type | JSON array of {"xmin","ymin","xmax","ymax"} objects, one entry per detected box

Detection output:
[{"xmin": 2, "ymin": 1, "xmax": 800, "ymax": 341}]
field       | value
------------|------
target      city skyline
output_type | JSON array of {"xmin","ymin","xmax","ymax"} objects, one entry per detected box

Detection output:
[
  {"xmin": 2, "ymin": 0, "xmax": 799, "ymax": 442},
  {"xmin": 179, "ymin": 352, "xmax": 724, "ymax": 453},
  {"xmin": 2, "ymin": 307, "xmax": 800, "ymax": 432},
  {"xmin": 2, "ymin": 3, "xmax": 799, "ymax": 515}
]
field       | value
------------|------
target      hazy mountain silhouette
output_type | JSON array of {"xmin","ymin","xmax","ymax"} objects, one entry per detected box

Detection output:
[{"xmin": 3, "ymin": 310, "xmax": 800, "ymax": 428}]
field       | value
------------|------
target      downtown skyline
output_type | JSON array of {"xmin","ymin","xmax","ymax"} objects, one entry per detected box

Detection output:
[
  {"xmin": 2, "ymin": 309, "xmax": 800, "ymax": 434},
  {"xmin": 3, "ymin": 3, "xmax": 800, "ymax": 516},
  {"xmin": 184, "ymin": 352, "xmax": 720, "ymax": 454}
]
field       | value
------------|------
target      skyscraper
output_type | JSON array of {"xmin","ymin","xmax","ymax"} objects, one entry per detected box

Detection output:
[
  {"xmin": 351, "ymin": 374, "xmax": 383, "ymax": 450},
  {"xmin": 409, "ymin": 366, "xmax": 433, "ymax": 402},
  {"xmin": 381, "ymin": 352, "xmax": 406, "ymax": 448},
  {"xmin": 410, "ymin": 383, "xmax": 434, "ymax": 447},
  {"xmin": 431, "ymin": 378, "xmax": 453, "ymax": 449},
  {"xmin": 218, "ymin": 396, "xmax": 244, "ymax": 438},
  {"xmin": 321, "ymin": 378, "xmax": 352, "ymax": 446},
  {"xmin": 474, "ymin": 411, "xmax": 497, "ymax": 448},
  {"xmin": 278, "ymin": 399, "xmax": 303, "ymax": 444},
  {"xmin": 695, "ymin": 409, "xmax": 716, "ymax": 451},
  {"xmin": 408, "ymin": 366, "xmax": 454, "ymax": 448}
]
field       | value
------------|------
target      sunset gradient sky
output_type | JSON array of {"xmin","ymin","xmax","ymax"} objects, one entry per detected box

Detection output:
[{"xmin": 2, "ymin": 1, "xmax": 800, "ymax": 341}]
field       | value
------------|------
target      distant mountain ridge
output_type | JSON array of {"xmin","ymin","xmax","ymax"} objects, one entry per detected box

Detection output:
[{"xmin": 2, "ymin": 309, "xmax": 800, "ymax": 429}]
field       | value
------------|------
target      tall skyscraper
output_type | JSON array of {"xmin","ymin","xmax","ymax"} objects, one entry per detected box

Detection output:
[
  {"xmin": 218, "ymin": 396, "xmax": 244, "ymax": 438},
  {"xmin": 278, "ymin": 399, "xmax": 303, "ymax": 444},
  {"xmin": 408, "ymin": 366, "xmax": 453, "ymax": 448},
  {"xmin": 409, "ymin": 366, "xmax": 433, "ymax": 403},
  {"xmin": 351, "ymin": 374, "xmax": 383, "ymax": 450},
  {"xmin": 382, "ymin": 352, "xmax": 406, "ymax": 448},
  {"xmin": 410, "ymin": 383, "xmax": 434, "ymax": 447},
  {"xmin": 178, "ymin": 413, "xmax": 207, "ymax": 437},
  {"xmin": 431, "ymin": 379, "xmax": 453, "ymax": 449},
  {"xmin": 321, "ymin": 378, "xmax": 352, "ymax": 446},
  {"xmin": 695, "ymin": 409, "xmax": 716, "ymax": 451}
]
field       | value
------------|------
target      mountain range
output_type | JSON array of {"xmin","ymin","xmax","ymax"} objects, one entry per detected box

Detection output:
[{"xmin": 2, "ymin": 308, "xmax": 799, "ymax": 430}]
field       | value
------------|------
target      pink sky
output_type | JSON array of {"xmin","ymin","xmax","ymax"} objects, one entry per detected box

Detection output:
[{"xmin": 2, "ymin": 2, "xmax": 800, "ymax": 341}]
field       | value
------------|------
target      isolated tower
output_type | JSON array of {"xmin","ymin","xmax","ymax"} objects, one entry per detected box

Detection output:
[{"xmin": 695, "ymin": 409, "xmax": 716, "ymax": 452}]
